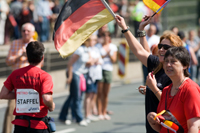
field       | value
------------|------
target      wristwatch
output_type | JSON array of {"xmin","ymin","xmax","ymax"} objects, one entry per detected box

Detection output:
[
  {"xmin": 121, "ymin": 26, "xmax": 130, "ymax": 33},
  {"xmin": 137, "ymin": 30, "xmax": 146, "ymax": 37}
]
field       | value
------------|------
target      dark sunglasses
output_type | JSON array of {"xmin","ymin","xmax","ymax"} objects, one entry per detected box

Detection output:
[{"xmin": 158, "ymin": 44, "xmax": 171, "ymax": 50}]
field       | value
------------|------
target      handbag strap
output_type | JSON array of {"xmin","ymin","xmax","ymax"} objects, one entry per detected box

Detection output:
[
  {"xmin": 165, "ymin": 89, "xmax": 168, "ymax": 110},
  {"xmin": 165, "ymin": 90, "xmax": 170, "ymax": 133}
]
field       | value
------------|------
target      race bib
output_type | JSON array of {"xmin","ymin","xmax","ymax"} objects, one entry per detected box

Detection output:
[{"xmin": 16, "ymin": 89, "xmax": 40, "ymax": 113}]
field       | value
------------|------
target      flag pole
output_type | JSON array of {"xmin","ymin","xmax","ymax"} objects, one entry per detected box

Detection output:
[
  {"xmin": 151, "ymin": 0, "xmax": 171, "ymax": 18},
  {"xmin": 101, "ymin": 0, "xmax": 116, "ymax": 18}
]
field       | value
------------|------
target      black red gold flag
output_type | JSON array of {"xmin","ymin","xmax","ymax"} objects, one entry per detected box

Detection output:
[
  {"xmin": 53, "ymin": 0, "xmax": 114, "ymax": 57},
  {"xmin": 143, "ymin": 0, "xmax": 168, "ymax": 13}
]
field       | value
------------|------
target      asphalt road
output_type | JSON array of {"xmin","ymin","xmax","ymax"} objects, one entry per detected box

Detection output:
[{"xmin": 0, "ymin": 81, "xmax": 146, "ymax": 133}]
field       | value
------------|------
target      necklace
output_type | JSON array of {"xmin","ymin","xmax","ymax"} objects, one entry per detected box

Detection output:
[
  {"xmin": 170, "ymin": 78, "xmax": 187, "ymax": 97},
  {"xmin": 167, "ymin": 78, "xmax": 187, "ymax": 109},
  {"xmin": 173, "ymin": 78, "xmax": 186, "ymax": 90}
]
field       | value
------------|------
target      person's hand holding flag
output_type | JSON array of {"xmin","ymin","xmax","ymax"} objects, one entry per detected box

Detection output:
[
  {"xmin": 115, "ymin": 15, "xmax": 128, "ymax": 31},
  {"xmin": 147, "ymin": 112, "xmax": 162, "ymax": 132},
  {"xmin": 148, "ymin": 110, "xmax": 184, "ymax": 133},
  {"xmin": 139, "ymin": 15, "xmax": 152, "ymax": 31}
]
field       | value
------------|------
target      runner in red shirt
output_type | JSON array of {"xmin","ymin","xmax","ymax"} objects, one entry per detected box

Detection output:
[
  {"xmin": 0, "ymin": 41, "xmax": 55, "ymax": 133},
  {"xmin": 147, "ymin": 47, "xmax": 200, "ymax": 133}
]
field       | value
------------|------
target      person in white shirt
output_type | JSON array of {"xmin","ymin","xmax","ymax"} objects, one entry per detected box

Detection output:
[
  {"xmin": 146, "ymin": 24, "xmax": 160, "ymax": 55},
  {"xmin": 186, "ymin": 30, "xmax": 200, "ymax": 82},
  {"xmin": 0, "ymin": 0, "xmax": 9, "ymax": 45},
  {"xmin": 96, "ymin": 31, "xmax": 117, "ymax": 120},
  {"xmin": 59, "ymin": 40, "xmax": 92, "ymax": 126},
  {"xmin": 84, "ymin": 35, "xmax": 103, "ymax": 123}
]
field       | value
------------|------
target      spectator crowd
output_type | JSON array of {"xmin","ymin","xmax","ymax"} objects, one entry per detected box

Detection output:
[{"xmin": 0, "ymin": 0, "xmax": 162, "ymax": 45}]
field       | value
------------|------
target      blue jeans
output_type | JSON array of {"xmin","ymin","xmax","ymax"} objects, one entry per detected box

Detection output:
[
  {"xmin": 13, "ymin": 26, "xmax": 21, "ymax": 39},
  {"xmin": 39, "ymin": 16, "xmax": 50, "ymax": 42},
  {"xmin": 190, "ymin": 65, "xmax": 197, "ymax": 81},
  {"xmin": 142, "ymin": 65, "xmax": 148, "ymax": 85},
  {"xmin": 59, "ymin": 73, "xmax": 83, "ymax": 122}
]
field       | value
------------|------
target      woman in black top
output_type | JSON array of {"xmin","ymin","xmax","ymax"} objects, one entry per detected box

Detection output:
[{"xmin": 115, "ymin": 15, "xmax": 183, "ymax": 133}]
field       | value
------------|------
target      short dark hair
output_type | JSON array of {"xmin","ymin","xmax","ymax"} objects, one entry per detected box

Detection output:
[
  {"xmin": 164, "ymin": 46, "xmax": 190, "ymax": 77},
  {"xmin": 177, "ymin": 31, "xmax": 185, "ymax": 40},
  {"xmin": 26, "ymin": 41, "xmax": 45, "ymax": 64}
]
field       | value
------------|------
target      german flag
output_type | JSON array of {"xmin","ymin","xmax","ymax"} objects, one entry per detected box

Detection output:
[
  {"xmin": 155, "ymin": 110, "xmax": 184, "ymax": 133},
  {"xmin": 53, "ymin": 0, "xmax": 114, "ymax": 57},
  {"xmin": 143, "ymin": 0, "xmax": 167, "ymax": 13}
]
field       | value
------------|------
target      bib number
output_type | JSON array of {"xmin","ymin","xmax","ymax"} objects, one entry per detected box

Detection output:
[{"xmin": 16, "ymin": 89, "xmax": 40, "ymax": 113}]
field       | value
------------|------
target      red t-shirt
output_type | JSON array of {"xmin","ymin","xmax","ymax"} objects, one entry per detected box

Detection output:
[
  {"xmin": 4, "ymin": 65, "xmax": 53, "ymax": 129},
  {"xmin": 157, "ymin": 78, "xmax": 200, "ymax": 133}
]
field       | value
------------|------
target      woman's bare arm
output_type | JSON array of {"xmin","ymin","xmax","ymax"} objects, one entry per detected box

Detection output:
[{"xmin": 115, "ymin": 15, "xmax": 150, "ymax": 67}]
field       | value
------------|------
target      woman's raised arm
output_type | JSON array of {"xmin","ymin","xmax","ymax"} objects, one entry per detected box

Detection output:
[{"xmin": 115, "ymin": 15, "xmax": 150, "ymax": 67}]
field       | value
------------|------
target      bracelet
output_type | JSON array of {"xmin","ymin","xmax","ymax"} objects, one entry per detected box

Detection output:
[
  {"xmin": 121, "ymin": 26, "xmax": 130, "ymax": 33},
  {"xmin": 137, "ymin": 29, "xmax": 146, "ymax": 37},
  {"xmin": 154, "ymin": 90, "xmax": 161, "ymax": 95}
]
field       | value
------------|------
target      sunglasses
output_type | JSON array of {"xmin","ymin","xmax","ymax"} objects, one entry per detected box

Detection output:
[{"xmin": 158, "ymin": 44, "xmax": 171, "ymax": 50}]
